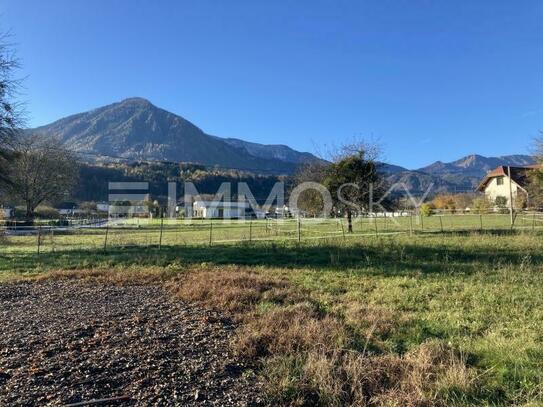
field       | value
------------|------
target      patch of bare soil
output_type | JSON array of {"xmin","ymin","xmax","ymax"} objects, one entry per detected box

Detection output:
[{"xmin": 0, "ymin": 280, "xmax": 263, "ymax": 406}]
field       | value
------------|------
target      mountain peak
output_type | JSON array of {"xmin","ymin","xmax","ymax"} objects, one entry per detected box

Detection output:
[
  {"xmin": 118, "ymin": 97, "xmax": 154, "ymax": 107},
  {"xmin": 29, "ymin": 98, "xmax": 321, "ymax": 174}
]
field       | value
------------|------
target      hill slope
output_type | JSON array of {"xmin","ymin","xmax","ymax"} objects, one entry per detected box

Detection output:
[
  {"xmin": 29, "ymin": 97, "xmax": 536, "ymax": 193},
  {"xmin": 30, "ymin": 97, "xmax": 320, "ymax": 174}
]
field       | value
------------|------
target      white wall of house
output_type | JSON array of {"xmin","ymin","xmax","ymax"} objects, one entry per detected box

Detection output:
[
  {"xmin": 193, "ymin": 201, "xmax": 263, "ymax": 219},
  {"xmin": 96, "ymin": 203, "xmax": 109, "ymax": 212},
  {"xmin": 483, "ymin": 176, "xmax": 520, "ymax": 204}
]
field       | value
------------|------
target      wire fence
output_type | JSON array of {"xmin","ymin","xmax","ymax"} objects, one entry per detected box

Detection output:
[{"xmin": 1, "ymin": 211, "xmax": 542, "ymax": 256}]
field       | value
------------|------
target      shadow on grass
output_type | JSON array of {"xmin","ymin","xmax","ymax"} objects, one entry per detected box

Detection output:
[{"xmin": 2, "ymin": 232, "xmax": 542, "ymax": 276}]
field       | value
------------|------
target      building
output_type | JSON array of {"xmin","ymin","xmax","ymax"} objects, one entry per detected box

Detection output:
[
  {"xmin": 476, "ymin": 164, "xmax": 542, "ymax": 205},
  {"xmin": 192, "ymin": 200, "xmax": 264, "ymax": 219},
  {"xmin": 96, "ymin": 202, "xmax": 110, "ymax": 212}
]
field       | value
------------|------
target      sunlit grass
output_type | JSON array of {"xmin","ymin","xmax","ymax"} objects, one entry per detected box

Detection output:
[{"xmin": 1, "ymin": 220, "xmax": 543, "ymax": 404}]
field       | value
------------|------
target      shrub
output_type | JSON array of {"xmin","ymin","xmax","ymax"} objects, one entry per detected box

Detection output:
[
  {"xmin": 514, "ymin": 193, "xmax": 528, "ymax": 210},
  {"xmin": 79, "ymin": 201, "xmax": 97, "ymax": 213},
  {"xmin": 34, "ymin": 206, "xmax": 60, "ymax": 219},
  {"xmin": 432, "ymin": 194, "xmax": 456, "ymax": 213},
  {"xmin": 472, "ymin": 197, "xmax": 491, "ymax": 214},
  {"xmin": 419, "ymin": 203, "xmax": 435, "ymax": 217}
]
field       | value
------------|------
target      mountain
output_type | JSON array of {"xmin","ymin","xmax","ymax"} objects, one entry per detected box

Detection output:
[
  {"xmin": 217, "ymin": 137, "xmax": 324, "ymax": 165},
  {"xmin": 377, "ymin": 162, "xmax": 409, "ymax": 175},
  {"xmin": 419, "ymin": 154, "xmax": 535, "ymax": 178},
  {"xmin": 29, "ymin": 97, "xmax": 321, "ymax": 174},
  {"xmin": 385, "ymin": 170, "xmax": 459, "ymax": 195},
  {"xmin": 30, "ymin": 97, "xmax": 536, "ymax": 194},
  {"xmin": 378, "ymin": 154, "xmax": 537, "ymax": 195},
  {"xmin": 413, "ymin": 154, "xmax": 536, "ymax": 192}
]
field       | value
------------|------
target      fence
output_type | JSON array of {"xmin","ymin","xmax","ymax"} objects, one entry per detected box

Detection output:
[{"xmin": 1, "ymin": 211, "xmax": 542, "ymax": 255}]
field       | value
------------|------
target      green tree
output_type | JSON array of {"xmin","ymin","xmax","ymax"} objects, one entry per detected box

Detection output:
[{"xmin": 323, "ymin": 146, "xmax": 383, "ymax": 233}]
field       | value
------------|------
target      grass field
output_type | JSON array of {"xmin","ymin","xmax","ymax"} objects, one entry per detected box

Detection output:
[
  {"xmin": 2, "ymin": 212, "xmax": 543, "ymax": 255},
  {"xmin": 1, "ymin": 216, "xmax": 543, "ymax": 405}
]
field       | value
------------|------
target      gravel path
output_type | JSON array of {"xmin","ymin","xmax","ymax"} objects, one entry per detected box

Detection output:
[{"xmin": 0, "ymin": 280, "xmax": 263, "ymax": 406}]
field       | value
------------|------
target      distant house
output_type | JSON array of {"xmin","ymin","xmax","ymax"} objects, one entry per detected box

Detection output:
[
  {"xmin": 476, "ymin": 164, "xmax": 542, "ymax": 205},
  {"xmin": 56, "ymin": 202, "xmax": 83, "ymax": 216},
  {"xmin": 192, "ymin": 200, "xmax": 264, "ymax": 219},
  {"xmin": 96, "ymin": 202, "xmax": 110, "ymax": 212}
]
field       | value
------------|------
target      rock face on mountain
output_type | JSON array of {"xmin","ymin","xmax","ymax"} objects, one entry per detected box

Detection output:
[{"xmin": 29, "ymin": 97, "xmax": 320, "ymax": 174}]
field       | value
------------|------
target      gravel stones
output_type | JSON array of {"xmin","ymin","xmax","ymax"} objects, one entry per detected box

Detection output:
[{"xmin": 0, "ymin": 280, "xmax": 263, "ymax": 406}]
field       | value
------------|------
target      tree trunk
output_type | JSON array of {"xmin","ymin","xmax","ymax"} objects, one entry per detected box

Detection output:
[
  {"xmin": 347, "ymin": 209, "xmax": 353, "ymax": 233},
  {"xmin": 25, "ymin": 202, "xmax": 34, "ymax": 222}
]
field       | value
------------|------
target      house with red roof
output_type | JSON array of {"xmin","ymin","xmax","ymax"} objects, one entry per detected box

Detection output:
[{"xmin": 476, "ymin": 164, "xmax": 542, "ymax": 206}]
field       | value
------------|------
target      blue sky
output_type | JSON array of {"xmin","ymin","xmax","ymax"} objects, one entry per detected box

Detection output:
[{"xmin": 3, "ymin": 0, "xmax": 543, "ymax": 168}]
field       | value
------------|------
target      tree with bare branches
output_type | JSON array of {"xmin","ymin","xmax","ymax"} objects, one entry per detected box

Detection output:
[
  {"xmin": 5, "ymin": 134, "xmax": 78, "ymax": 220},
  {"xmin": 0, "ymin": 32, "xmax": 24, "ymax": 187},
  {"xmin": 527, "ymin": 134, "xmax": 543, "ymax": 208},
  {"xmin": 292, "ymin": 160, "xmax": 330, "ymax": 217}
]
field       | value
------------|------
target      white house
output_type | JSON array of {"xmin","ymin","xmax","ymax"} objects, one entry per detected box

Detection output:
[
  {"xmin": 96, "ymin": 202, "xmax": 110, "ymax": 212},
  {"xmin": 192, "ymin": 200, "xmax": 264, "ymax": 219},
  {"xmin": 477, "ymin": 164, "xmax": 542, "ymax": 206}
]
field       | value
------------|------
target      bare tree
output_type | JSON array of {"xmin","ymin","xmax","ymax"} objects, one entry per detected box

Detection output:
[
  {"xmin": 536, "ymin": 134, "xmax": 543, "ymax": 158},
  {"xmin": 0, "ymin": 32, "xmax": 25, "ymax": 187},
  {"xmin": 5, "ymin": 134, "xmax": 78, "ymax": 220},
  {"xmin": 527, "ymin": 133, "xmax": 543, "ymax": 208},
  {"xmin": 292, "ymin": 160, "xmax": 330, "ymax": 216}
]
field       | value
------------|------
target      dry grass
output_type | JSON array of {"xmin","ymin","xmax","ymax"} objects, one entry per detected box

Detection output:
[
  {"xmin": 30, "ymin": 267, "xmax": 179, "ymax": 285},
  {"xmin": 172, "ymin": 268, "xmax": 483, "ymax": 406},
  {"xmin": 168, "ymin": 268, "xmax": 306, "ymax": 315},
  {"xmin": 6, "ymin": 265, "xmax": 486, "ymax": 405}
]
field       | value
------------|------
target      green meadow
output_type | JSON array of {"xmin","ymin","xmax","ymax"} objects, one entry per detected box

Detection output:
[{"xmin": 1, "ymin": 216, "xmax": 543, "ymax": 405}]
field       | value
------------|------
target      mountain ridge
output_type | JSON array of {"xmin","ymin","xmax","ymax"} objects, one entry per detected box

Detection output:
[
  {"xmin": 30, "ymin": 97, "xmax": 321, "ymax": 174},
  {"xmin": 29, "ymin": 97, "xmax": 537, "ymax": 192}
]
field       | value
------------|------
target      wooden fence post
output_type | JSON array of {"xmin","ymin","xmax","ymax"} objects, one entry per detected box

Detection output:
[
  {"xmin": 374, "ymin": 215, "xmax": 378, "ymax": 237},
  {"xmin": 103, "ymin": 221, "xmax": 109, "ymax": 251},
  {"xmin": 37, "ymin": 225, "xmax": 41, "ymax": 255},
  {"xmin": 209, "ymin": 218, "xmax": 213, "ymax": 246},
  {"xmin": 341, "ymin": 219, "xmax": 346, "ymax": 241},
  {"xmin": 158, "ymin": 212, "xmax": 164, "ymax": 250},
  {"xmin": 297, "ymin": 217, "xmax": 301, "ymax": 243},
  {"xmin": 409, "ymin": 214, "xmax": 413, "ymax": 236},
  {"xmin": 249, "ymin": 220, "xmax": 252, "ymax": 243}
]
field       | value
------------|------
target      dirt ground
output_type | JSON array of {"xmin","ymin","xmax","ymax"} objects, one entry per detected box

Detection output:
[{"xmin": 0, "ymin": 280, "xmax": 263, "ymax": 406}]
